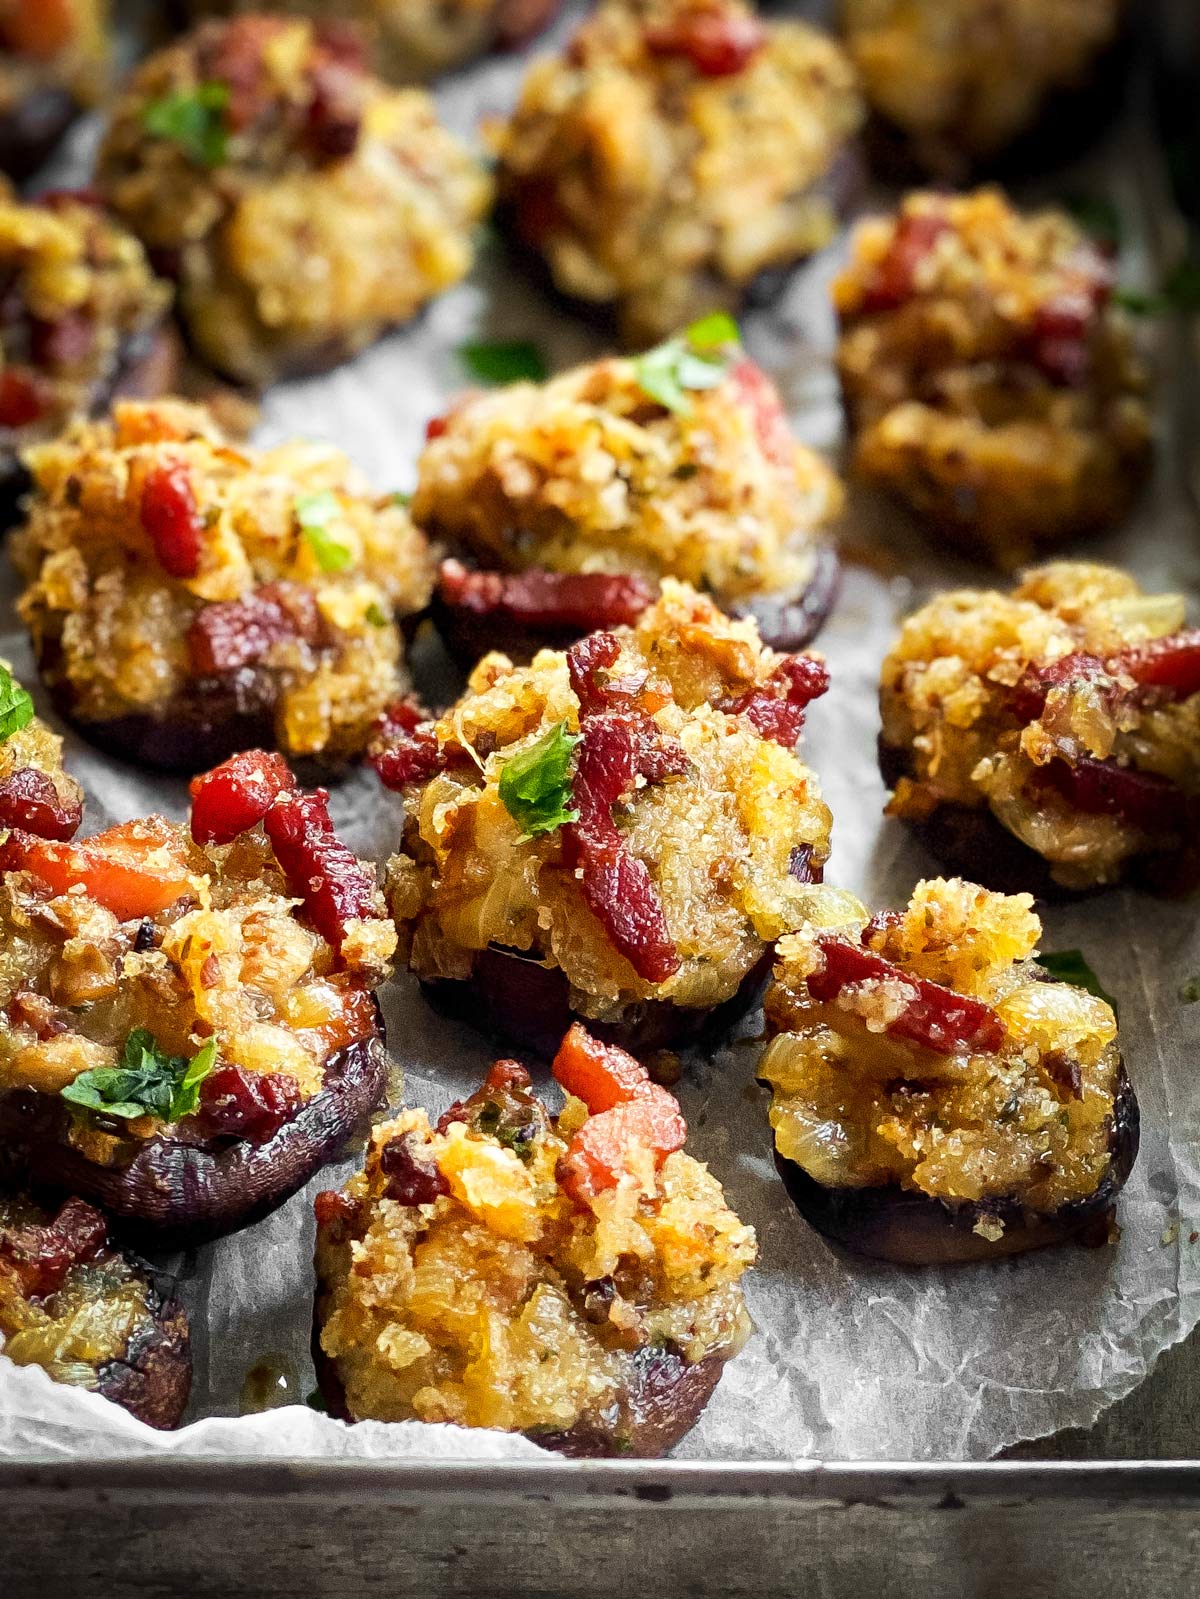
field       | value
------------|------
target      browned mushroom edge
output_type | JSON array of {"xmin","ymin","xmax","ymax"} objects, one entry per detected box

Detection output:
[
  {"xmin": 773, "ymin": 1061, "xmax": 1139, "ymax": 1266},
  {"xmin": 0, "ymin": 1011, "xmax": 389, "ymax": 1248}
]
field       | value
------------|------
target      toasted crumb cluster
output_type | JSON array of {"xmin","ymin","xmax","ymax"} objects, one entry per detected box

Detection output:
[
  {"xmin": 415, "ymin": 351, "xmax": 842, "ymax": 606},
  {"xmin": 13, "ymin": 399, "xmax": 435, "ymax": 763},
  {"xmin": 97, "ymin": 15, "xmax": 492, "ymax": 385},
  {"xmin": 759, "ymin": 877, "xmax": 1122, "ymax": 1212},
  {"xmin": 494, "ymin": 0, "xmax": 862, "ymax": 344},
  {"xmin": 880, "ymin": 562, "xmax": 1200, "ymax": 887},
  {"xmin": 839, "ymin": 0, "xmax": 1123, "ymax": 174},
  {"xmin": 315, "ymin": 1076, "xmax": 754, "ymax": 1438},
  {"xmin": 834, "ymin": 188, "xmax": 1151, "ymax": 564},
  {"xmin": 386, "ymin": 582, "xmax": 832, "ymax": 1022},
  {"xmin": 0, "ymin": 188, "xmax": 171, "ymax": 453},
  {"xmin": 0, "ymin": 812, "xmax": 394, "ymax": 1157},
  {"xmin": 180, "ymin": 0, "xmax": 561, "ymax": 82}
]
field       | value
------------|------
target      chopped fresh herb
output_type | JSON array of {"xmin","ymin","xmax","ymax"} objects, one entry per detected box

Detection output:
[
  {"xmin": 389, "ymin": 490, "xmax": 412, "ymax": 508},
  {"xmin": 458, "ymin": 340, "xmax": 547, "ymax": 385},
  {"xmin": 1034, "ymin": 950, "xmax": 1117, "ymax": 1012},
  {"xmin": 295, "ymin": 489, "xmax": 354, "ymax": 573},
  {"xmin": 61, "ymin": 1030, "xmax": 219, "ymax": 1123},
  {"xmin": 0, "ymin": 664, "xmax": 34, "ymax": 743},
  {"xmin": 633, "ymin": 312, "xmax": 740, "ymax": 415},
  {"xmin": 1179, "ymin": 976, "xmax": 1200, "ymax": 1004},
  {"xmin": 498, "ymin": 721, "xmax": 579, "ymax": 839},
  {"xmin": 1064, "ymin": 193, "xmax": 1122, "ymax": 250},
  {"xmin": 365, "ymin": 601, "xmax": 390, "ymax": 627},
  {"xmin": 141, "ymin": 82, "xmax": 230, "ymax": 168}
]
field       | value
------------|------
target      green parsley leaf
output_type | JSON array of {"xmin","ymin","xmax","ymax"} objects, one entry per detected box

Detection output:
[
  {"xmin": 1064, "ymin": 193, "xmax": 1122, "ymax": 251},
  {"xmin": 389, "ymin": 490, "xmax": 412, "ymax": 508},
  {"xmin": 0, "ymin": 664, "xmax": 35, "ymax": 744},
  {"xmin": 365, "ymin": 601, "xmax": 389, "ymax": 627},
  {"xmin": 632, "ymin": 312, "xmax": 740, "ymax": 415},
  {"xmin": 458, "ymin": 340, "xmax": 547, "ymax": 385},
  {"xmin": 141, "ymin": 82, "xmax": 230, "ymax": 168},
  {"xmin": 61, "ymin": 1030, "xmax": 218, "ymax": 1124},
  {"xmin": 295, "ymin": 489, "xmax": 354, "ymax": 574},
  {"xmin": 1034, "ymin": 950, "xmax": 1118, "ymax": 1013},
  {"xmin": 498, "ymin": 721, "xmax": 580, "ymax": 839}
]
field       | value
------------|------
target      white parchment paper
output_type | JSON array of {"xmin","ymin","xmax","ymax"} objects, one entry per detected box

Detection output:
[{"xmin": 3, "ymin": 6, "xmax": 1200, "ymax": 1463}]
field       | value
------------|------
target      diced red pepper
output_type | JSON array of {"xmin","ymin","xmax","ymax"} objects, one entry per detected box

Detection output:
[
  {"xmin": 726, "ymin": 653, "xmax": 829, "ymax": 746},
  {"xmin": 809, "ymin": 935, "xmax": 1007, "ymax": 1056},
  {"xmin": 552, "ymin": 1021, "xmax": 652, "ymax": 1113},
  {"xmin": 0, "ymin": 1197, "xmax": 109, "ymax": 1300},
  {"xmin": 438, "ymin": 559, "xmax": 655, "ymax": 633},
  {"xmin": 1035, "ymin": 755, "xmax": 1192, "ymax": 834},
  {"xmin": 727, "ymin": 358, "xmax": 793, "ymax": 471},
  {"xmin": 189, "ymin": 1065, "xmax": 303, "ymax": 1144},
  {"xmin": 644, "ymin": 7, "xmax": 766, "ymax": 74},
  {"xmin": 189, "ymin": 750, "xmax": 297, "ymax": 846},
  {"xmin": 0, "ymin": 816, "xmax": 195, "ymax": 921},
  {"xmin": 263, "ymin": 788, "xmax": 377, "ymax": 953},
  {"xmin": 558, "ymin": 1094, "xmax": 688, "ymax": 1204},
  {"xmin": 140, "ymin": 460, "xmax": 204, "ymax": 580},
  {"xmin": 0, "ymin": 767, "xmax": 81, "ymax": 841},
  {"xmin": 0, "ymin": 368, "xmax": 47, "ymax": 429},
  {"xmin": 859, "ymin": 210, "xmax": 952, "ymax": 314}
]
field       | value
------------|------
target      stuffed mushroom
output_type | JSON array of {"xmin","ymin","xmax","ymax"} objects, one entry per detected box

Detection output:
[
  {"xmin": 314, "ymin": 1023, "xmax": 755, "ymax": 1454},
  {"xmin": 96, "ymin": 14, "xmax": 492, "ymax": 387},
  {"xmin": 12, "ymin": 398, "xmax": 435, "ymax": 774},
  {"xmin": 880, "ymin": 561, "xmax": 1200, "ymax": 893},
  {"xmin": 839, "ymin": 0, "xmax": 1126, "ymax": 180},
  {"xmin": 834, "ymin": 188, "xmax": 1152, "ymax": 566},
  {"xmin": 176, "ymin": 0, "xmax": 561, "ymax": 83},
  {"xmin": 419, "ymin": 321, "xmax": 843, "ymax": 660},
  {"xmin": 493, "ymin": 0, "xmax": 863, "ymax": 345},
  {"xmin": 0, "ymin": 749, "xmax": 396, "ymax": 1244},
  {"xmin": 758, "ymin": 877, "xmax": 1137, "ymax": 1264},
  {"xmin": 0, "ymin": 1190, "xmax": 191, "ymax": 1429},
  {"xmin": 376, "ymin": 581, "xmax": 832, "ymax": 1055},
  {"xmin": 0, "ymin": 0, "xmax": 108, "ymax": 180},
  {"xmin": 0, "ymin": 186, "xmax": 176, "ymax": 523}
]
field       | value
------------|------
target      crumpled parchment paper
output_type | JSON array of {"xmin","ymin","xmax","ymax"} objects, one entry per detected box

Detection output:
[{"xmin": 3, "ymin": 6, "xmax": 1200, "ymax": 1464}]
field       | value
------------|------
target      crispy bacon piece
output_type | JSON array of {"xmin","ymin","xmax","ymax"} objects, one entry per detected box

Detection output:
[
  {"xmin": 1035, "ymin": 756, "xmax": 1192, "ymax": 834},
  {"xmin": 263, "ymin": 787, "xmax": 377, "ymax": 953},
  {"xmin": 564, "ymin": 711, "xmax": 688, "ymax": 983},
  {"xmin": 859, "ymin": 210, "xmax": 951, "ymax": 314},
  {"xmin": 369, "ymin": 698, "xmax": 449, "ymax": 792},
  {"xmin": 189, "ymin": 750, "xmax": 296, "ymax": 845},
  {"xmin": 0, "ymin": 368, "xmax": 46, "ymax": 429},
  {"xmin": 0, "ymin": 767, "xmax": 81, "ymax": 841},
  {"xmin": 190, "ymin": 1065, "xmax": 303, "ymax": 1144},
  {"xmin": 643, "ymin": 6, "xmax": 766, "ymax": 75},
  {"xmin": 140, "ymin": 460, "xmax": 203, "ymax": 580},
  {"xmin": 0, "ymin": 1197, "xmax": 109, "ymax": 1300},
  {"xmin": 727, "ymin": 358, "xmax": 793, "ymax": 471},
  {"xmin": 809, "ymin": 935, "xmax": 1007, "ymax": 1056},
  {"xmin": 378, "ymin": 1133, "xmax": 450, "ymax": 1206},
  {"xmin": 0, "ymin": 816, "xmax": 194, "ymax": 921},
  {"xmin": 552, "ymin": 1024, "xmax": 687, "ymax": 1204},
  {"xmin": 186, "ymin": 585, "xmax": 318, "ymax": 677},
  {"xmin": 726, "ymin": 654, "xmax": 829, "ymax": 746},
  {"xmin": 438, "ymin": 559, "xmax": 654, "ymax": 633}
]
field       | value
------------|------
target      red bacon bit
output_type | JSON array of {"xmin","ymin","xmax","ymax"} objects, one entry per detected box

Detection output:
[
  {"xmin": 860, "ymin": 210, "xmax": 952, "ymax": 314},
  {"xmin": 0, "ymin": 1197, "xmax": 109, "ymax": 1300},
  {"xmin": 305, "ymin": 59, "xmax": 362, "ymax": 160},
  {"xmin": 1035, "ymin": 756, "xmax": 1192, "ymax": 834},
  {"xmin": 190, "ymin": 1064, "xmax": 303, "ymax": 1144},
  {"xmin": 263, "ymin": 787, "xmax": 377, "ymax": 953},
  {"xmin": 1116, "ymin": 630, "xmax": 1200, "ymax": 702},
  {"xmin": 189, "ymin": 749, "xmax": 297, "ymax": 846},
  {"xmin": 566, "ymin": 631, "xmax": 669, "ymax": 717},
  {"xmin": 369, "ymin": 698, "xmax": 448, "ymax": 793},
  {"xmin": 726, "ymin": 653, "xmax": 829, "ymax": 746},
  {"xmin": 1028, "ymin": 291, "xmax": 1099, "ymax": 387},
  {"xmin": 1008, "ymin": 651, "xmax": 1112, "ymax": 723},
  {"xmin": 0, "ymin": 368, "xmax": 46, "ymax": 429},
  {"xmin": 438, "ymin": 559, "xmax": 654, "ymax": 633},
  {"xmin": 379, "ymin": 1133, "xmax": 450, "ymax": 1206},
  {"xmin": 140, "ymin": 460, "xmax": 203, "ymax": 580},
  {"xmin": 809, "ymin": 935, "xmax": 1007, "ymax": 1056},
  {"xmin": 727, "ymin": 358, "xmax": 793, "ymax": 471},
  {"xmin": 644, "ymin": 6, "xmax": 766, "ymax": 75},
  {"xmin": 186, "ymin": 583, "xmax": 320, "ymax": 677},
  {"xmin": 552, "ymin": 1023, "xmax": 686, "ymax": 1204},
  {"xmin": 0, "ymin": 767, "xmax": 81, "ymax": 841}
]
